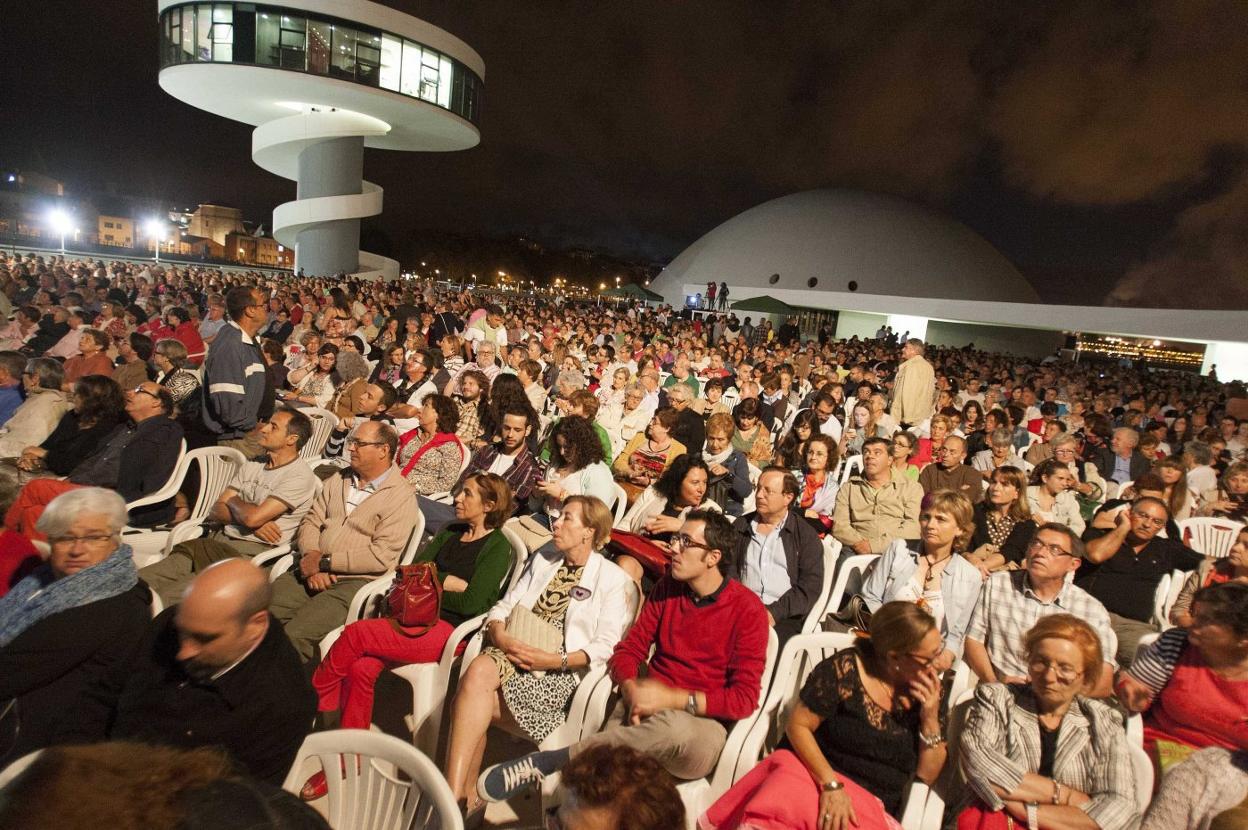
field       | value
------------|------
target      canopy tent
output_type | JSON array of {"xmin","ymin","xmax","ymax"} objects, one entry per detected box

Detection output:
[
  {"xmin": 601, "ymin": 283, "xmax": 664, "ymax": 302},
  {"xmin": 730, "ymin": 295, "xmax": 795, "ymax": 314}
]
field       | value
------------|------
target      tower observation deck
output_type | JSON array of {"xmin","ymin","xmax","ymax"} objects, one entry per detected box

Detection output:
[{"xmin": 157, "ymin": 0, "xmax": 483, "ymax": 280}]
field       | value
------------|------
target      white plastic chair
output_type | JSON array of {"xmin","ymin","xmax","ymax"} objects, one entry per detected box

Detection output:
[
  {"xmin": 801, "ymin": 537, "xmax": 842, "ymax": 634},
  {"xmin": 122, "ymin": 438, "xmax": 188, "ymax": 525},
  {"xmin": 817, "ymin": 553, "xmax": 877, "ymax": 628},
  {"xmin": 0, "ymin": 749, "xmax": 43, "ymax": 789},
  {"xmin": 1150, "ymin": 573, "xmax": 1172, "ymax": 629},
  {"xmin": 389, "ymin": 525, "xmax": 530, "ymax": 758},
  {"xmin": 264, "ymin": 509, "xmax": 426, "ymax": 585},
  {"xmin": 124, "ymin": 446, "xmax": 249, "ymax": 566},
  {"xmin": 1177, "ymin": 517, "xmax": 1244, "ymax": 558},
  {"xmin": 281, "ymin": 729, "xmax": 462, "ymax": 830},
  {"xmin": 838, "ymin": 454, "xmax": 863, "ymax": 485},
  {"xmin": 299, "ymin": 407, "xmax": 339, "ymax": 461},
  {"xmin": 1157, "ymin": 569, "xmax": 1187, "ymax": 631},
  {"xmin": 1128, "ymin": 743, "xmax": 1154, "ymax": 814},
  {"xmin": 610, "ymin": 483, "xmax": 628, "ymax": 526}
]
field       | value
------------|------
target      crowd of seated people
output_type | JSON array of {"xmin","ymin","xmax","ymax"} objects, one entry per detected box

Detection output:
[{"xmin": 0, "ymin": 253, "xmax": 1247, "ymax": 827}]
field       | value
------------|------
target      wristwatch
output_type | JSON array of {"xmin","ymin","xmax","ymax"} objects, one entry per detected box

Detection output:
[
  {"xmin": 318, "ymin": 554, "xmax": 332, "ymax": 573},
  {"xmin": 685, "ymin": 693, "xmax": 698, "ymax": 716},
  {"xmin": 820, "ymin": 779, "xmax": 844, "ymax": 793}
]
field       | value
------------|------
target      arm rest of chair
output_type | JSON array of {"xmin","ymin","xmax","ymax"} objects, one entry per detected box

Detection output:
[
  {"xmin": 263, "ymin": 551, "xmax": 294, "ymax": 583},
  {"xmin": 540, "ymin": 665, "xmax": 610, "ymax": 749},
  {"xmin": 426, "ymin": 491, "xmax": 454, "ymax": 505},
  {"xmin": 902, "ymin": 780, "xmax": 936, "ymax": 830},
  {"xmin": 162, "ymin": 519, "xmax": 209, "ymax": 556},
  {"xmin": 251, "ymin": 543, "xmax": 291, "ymax": 571}
]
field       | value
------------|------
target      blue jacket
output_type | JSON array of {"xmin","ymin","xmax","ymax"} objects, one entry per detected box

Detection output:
[
  {"xmin": 0, "ymin": 383, "xmax": 24, "ymax": 427},
  {"xmin": 201, "ymin": 322, "xmax": 266, "ymax": 439},
  {"xmin": 860, "ymin": 538, "xmax": 982, "ymax": 658}
]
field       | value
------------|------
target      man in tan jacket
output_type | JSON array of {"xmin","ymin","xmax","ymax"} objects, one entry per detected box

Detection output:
[
  {"xmin": 890, "ymin": 338, "xmax": 935, "ymax": 429},
  {"xmin": 832, "ymin": 438, "xmax": 924, "ymax": 556},
  {"xmin": 269, "ymin": 420, "xmax": 419, "ymax": 660}
]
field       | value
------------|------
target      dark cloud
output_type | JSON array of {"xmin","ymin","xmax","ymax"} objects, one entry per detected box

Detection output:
[{"xmin": 4, "ymin": 0, "xmax": 1248, "ymax": 306}]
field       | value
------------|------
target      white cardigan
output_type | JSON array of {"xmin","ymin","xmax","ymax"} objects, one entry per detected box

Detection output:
[
  {"xmin": 617, "ymin": 486, "xmax": 720, "ymax": 533},
  {"xmin": 485, "ymin": 548, "xmax": 635, "ymax": 668}
]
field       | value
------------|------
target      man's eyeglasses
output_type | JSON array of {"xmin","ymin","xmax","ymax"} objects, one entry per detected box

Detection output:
[
  {"xmin": 1026, "ymin": 539, "xmax": 1074, "ymax": 558},
  {"xmin": 1129, "ymin": 511, "xmax": 1167, "ymax": 528},
  {"xmin": 132, "ymin": 386, "xmax": 160, "ymax": 398},
  {"xmin": 346, "ymin": 439, "xmax": 387, "ymax": 449},
  {"xmin": 670, "ymin": 533, "xmax": 710, "ymax": 553}
]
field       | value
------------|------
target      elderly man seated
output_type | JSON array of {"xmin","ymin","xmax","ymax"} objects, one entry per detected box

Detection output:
[
  {"xmin": 0, "ymin": 488, "xmax": 152, "ymax": 763},
  {"xmin": 104, "ymin": 558, "xmax": 315, "ymax": 785},
  {"xmin": 597, "ymin": 381, "xmax": 651, "ymax": 460},
  {"xmin": 139, "ymin": 408, "xmax": 320, "ymax": 607},
  {"xmin": 832, "ymin": 437, "xmax": 923, "ymax": 556},
  {"xmin": 0, "ymin": 358, "xmax": 70, "ymax": 460},
  {"xmin": 963, "ymin": 522, "xmax": 1117, "ymax": 697},
  {"xmin": 4, "ymin": 381, "xmax": 184, "ymax": 536},
  {"xmin": 1096, "ymin": 427, "xmax": 1150, "ymax": 488},
  {"xmin": 269, "ymin": 419, "xmax": 419, "ymax": 661},
  {"xmin": 918, "ymin": 434, "xmax": 984, "ymax": 504},
  {"xmin": 1079, "ymin": 495, "xmax": 1203, "ymax": 665}
]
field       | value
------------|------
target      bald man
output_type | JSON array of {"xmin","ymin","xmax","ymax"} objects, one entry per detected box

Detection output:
[{"xmin": 105, "ymin": 559, "xmax": 314, "ymax": 784}]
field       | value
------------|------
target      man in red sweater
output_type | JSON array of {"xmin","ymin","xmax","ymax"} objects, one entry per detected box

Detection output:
[{"xmin": 477, "ymin": 510, "xmax": 770, "ymax": 803}]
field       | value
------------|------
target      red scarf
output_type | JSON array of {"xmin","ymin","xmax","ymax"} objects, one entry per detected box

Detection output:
[{"xmin": 398, "ymin": 429, "xmax": 462, "ymax": 477}]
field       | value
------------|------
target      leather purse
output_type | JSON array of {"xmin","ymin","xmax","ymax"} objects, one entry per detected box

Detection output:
[
  {"xmin": 385, "ymin": 562, "xmax": 442, "ymax": 635},
  {"xmin": 606, "ymin": 529, "xmax": 672, "ymax": 577},
  {"xmin": 507, "ymin": 515, "xmax": 554, "ymax": 553},
  {"xmin": 504, "ymin": 604, "xmax": 563, "ymax": 678}
]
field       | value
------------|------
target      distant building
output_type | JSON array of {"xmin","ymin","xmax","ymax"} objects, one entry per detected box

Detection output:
[
  {"xmin": 187, "ymin": 204, "xmax": 245, "ymax": 247},
  {"xmin": 97, "ymin": 215, "xmax": 135, "ymax": 247}
]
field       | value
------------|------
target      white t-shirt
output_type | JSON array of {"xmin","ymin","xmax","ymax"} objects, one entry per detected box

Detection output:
[{"xmin": 488, "ymin": 452, "xmax": 517, "ymax": 476}]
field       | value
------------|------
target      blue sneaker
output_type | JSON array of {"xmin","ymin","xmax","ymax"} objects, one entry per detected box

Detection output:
[{"xmin": 476, "ymin": 748, "xmax": 567, "ymax": 803}]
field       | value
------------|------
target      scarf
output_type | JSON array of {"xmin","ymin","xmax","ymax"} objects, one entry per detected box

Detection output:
[
  {"xmin": 0, "ymin": 543, "xmax": 138, "ymax": 649},
  {"xmin": 703, "ymin": 444, "xmax": 733, "ymax": 468},
  {"xmin": 399, "ymin": 429, "xmax": 462, "ymax": 477}
]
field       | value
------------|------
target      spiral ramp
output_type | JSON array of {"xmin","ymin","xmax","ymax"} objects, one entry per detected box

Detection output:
[{"xmin": 252, "ymin": 109, "xmax": 400, "ymax": 280}]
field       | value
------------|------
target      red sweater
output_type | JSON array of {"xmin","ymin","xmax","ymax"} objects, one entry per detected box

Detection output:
[{"xmin": 609, "ymin": 576, "xmax": 769, "ymax": 721}]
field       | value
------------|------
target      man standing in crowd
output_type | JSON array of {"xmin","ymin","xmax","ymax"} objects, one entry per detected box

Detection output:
[
  {"xmin": 475, "ymin": 510, "xmax": 769, "ymax": 801},
  {"xmin": 202, "ymin": 285, "xmax": 269, "ymax": 459},
  {"xmin": 890, "ymin": 338, "xmax": 935, "ymax": 429},
  {"xmin": 729, "ymin": 467, "xmax": 824, "ymax": 644},
  {"xmin": 270, "ymin": 420, "xmax": 418, "ymax": 661},
  {"xmin": 138, "ymin": 408, "xmax": 319, "ymax": 606},
  {"xmin": 832, "ymin": 437, "xmax": 923, "ymax": 556}
]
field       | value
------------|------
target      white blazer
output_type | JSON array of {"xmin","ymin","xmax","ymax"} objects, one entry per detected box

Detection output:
[
  {"xmin": 617, "ymin": 486, "xmax": 721, "ymax": 533},
  {"xmin": 485, "ymin": 548, "xmax": 635, "ymax": 668}
]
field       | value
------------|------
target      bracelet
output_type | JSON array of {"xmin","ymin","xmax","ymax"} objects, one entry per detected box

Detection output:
[
  {"xmin": 1052, "ymin": 781, "xmax": 1062, "ymax": 805},
  {"xmin": 559, "ymin": 648, "xmax": 568, "ymax": 672},
  {"xmin": 918, "ymin": 730, "xmax": 945, "ymax": 748}
]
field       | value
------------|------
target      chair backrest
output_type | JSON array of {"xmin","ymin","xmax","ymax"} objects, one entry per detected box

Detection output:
[
  {"xmin": 125, "ymin": 438, "xmax": 189, "ymax": 511},
  {"xmin": 1151, "ymin": 573, "xmax": 1173, "ymax": 628},
  {"xmin": 746, "ymin": 462, "xmax": 761, "ymax": 486},
  {"xmin": 1128, "ymin": 742, "xmax": 1154, "ymax": 814},
  {"xmin": 821, "ymin": 553, "xmax": 877, "ymax": 625},
  {"xmin": 838, "ymin": 454, "xmax": 863, "ymax": 485},
  {"xmin": 802, "ymin": 537, "xmax": 842, "ymax": 635},
  {"xmin": 499, "ymin": 524, "xmax": 531, "ymax": 593},
  {"xmin": 0, "ymin": 749, "xmax": 43, "ymax": 789},
  {"xmin": 184, "ymin": 446, "xmax": 248, "ymax": 523},
  {"xmin": 299, "ymin": 407, "xmax": 339, "ymax": 461},
  {"xmin": 281, "ymin": 729, "xmax": 463, "ymax": 830},
  {"xmin": 1177, "ymin": 517, "xmax": 1244, "ymax": 558},
  {"xmin": 611, "ymin": 483, "xmax": 628, "ymax": 526}
]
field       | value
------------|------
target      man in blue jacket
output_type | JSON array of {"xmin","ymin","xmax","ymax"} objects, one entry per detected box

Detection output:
[{"xmin": 202, "ymin": 285, "xmax": 269, "ymax": 458}]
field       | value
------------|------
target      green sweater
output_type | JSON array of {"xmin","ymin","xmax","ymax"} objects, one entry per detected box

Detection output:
[{"xmin": 416, "ymin": 526, "xmax": 512, "ymax": 625}]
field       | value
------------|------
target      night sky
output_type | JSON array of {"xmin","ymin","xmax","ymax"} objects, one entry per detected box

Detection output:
[{"xmin": 4, "ymin": 0, "xmax": 1247, "ymax": 308}]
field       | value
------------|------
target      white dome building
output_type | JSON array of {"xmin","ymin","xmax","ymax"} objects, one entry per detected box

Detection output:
[{"xmin": 651, "ymin": 189, "xmax": 1038, "ymax": 307}]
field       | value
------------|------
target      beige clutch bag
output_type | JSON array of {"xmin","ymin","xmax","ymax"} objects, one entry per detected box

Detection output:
[{"xmin": 505, "ymin": 604, "xmax": 563, "ymax": 678}]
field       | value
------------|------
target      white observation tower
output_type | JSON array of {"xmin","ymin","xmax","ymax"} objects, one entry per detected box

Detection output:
[{"xmin": 157, "ymin": 0, "xmax": 483, "ymax": 280}]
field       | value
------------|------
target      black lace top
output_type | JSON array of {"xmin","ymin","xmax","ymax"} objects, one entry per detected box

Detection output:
[{"xmin": 779, "ymin": 647, "xmax": 948, "ymax": 817}]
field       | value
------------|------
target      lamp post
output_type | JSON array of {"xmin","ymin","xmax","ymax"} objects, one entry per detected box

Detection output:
[
  {"xmin": 144, "ymin": 219, "xmax": 166, "ymax": 264},
  {"xmin": 48, "ymin": 209, "xmax": 71, "ymax": 256}
]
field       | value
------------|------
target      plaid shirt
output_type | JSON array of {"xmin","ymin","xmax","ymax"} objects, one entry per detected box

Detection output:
[
  {"xmin": 455, "ymin": 442, "xmax": 542, "ymax": 505},
  {"xmin": 967, "ymin": 570, "xmax": 1119, "ymax": 676}
]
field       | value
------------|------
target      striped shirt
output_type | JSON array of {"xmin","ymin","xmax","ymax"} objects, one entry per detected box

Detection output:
[
  {"xmin": 1123, "ymin": 627, "xmax": 1188, "ymax": 697},
  {"xmin": 967, "ymin": 570, "xmax": 1119, "ymax": 677}
]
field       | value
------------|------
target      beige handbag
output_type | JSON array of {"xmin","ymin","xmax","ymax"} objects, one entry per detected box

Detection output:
[
  {"xmin": 504, "ymin": 603, "xmax": 564, "ymax": 678},
  {"xmin": 506, "ymin": 515, "xmax": 554, "ymax": 553}
]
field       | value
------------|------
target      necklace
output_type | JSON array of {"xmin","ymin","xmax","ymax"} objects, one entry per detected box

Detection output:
[{"xmin": 922, "ymin": 552, "xmax": 953, "ymax": 589}]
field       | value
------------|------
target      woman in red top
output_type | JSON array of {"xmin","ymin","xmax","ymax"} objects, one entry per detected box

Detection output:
[
  {"xmin": 62, "ymin": 329, "xmax": 114, "ymax": 385},
  {"xmin": 165, "ymin": 307, "xmax": 205, "ymax": 365}
]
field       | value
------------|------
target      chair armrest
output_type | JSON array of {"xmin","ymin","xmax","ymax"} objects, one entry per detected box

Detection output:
[{"xmin": 252, "ymin": 543, "xmax": 291, "ymax": 570}]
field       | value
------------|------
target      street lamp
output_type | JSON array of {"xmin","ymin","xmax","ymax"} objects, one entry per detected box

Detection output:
[
  {"xmin": 144, "ymin": 219, "xmax": 166, "ymax": 264},
  {"xmin": 47, "ymin": 209, "xmax": 72, "ymax": 256}
]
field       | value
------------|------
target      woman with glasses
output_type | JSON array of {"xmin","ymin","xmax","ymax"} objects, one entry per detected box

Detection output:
[
  {"xmin": 966, "ymin": 466, "xmax": 1037, "ymax": 576},
  {"xmin": 888, "ymin": 430, "xmax": 921, "ymax": 482},
  {"xmin": 1050, "ymin": 433, "xmax": 1107, "ymax": 515},
  {"xmin": 443, "ymin": 496, "xmax": 634, "ymax": 819},
  {"xmin": 0, "ymin": 488, "xmax": 151, "ymax": 765},
  {"xmin": 798, "ymin": 434, "xmax": 841, "ymax": 534},
  {"xmin": 859, "ymin": 490, "xmax": 983, "ymax": 672},
  {"xmin": 958, "ymin": 614, "xmax": 1138, "ymax": 830},
  {"xmin": 1027, "ymin": 459, "xmax": 1086, "ymax": 536},
  {"xmin": 302, "ymin": 473, "xmax": 516, "ymax": 800},
  {"xmin": 774, "ymin": 408, "xmax": 820, "ymax": 471},
  {"xmin": 702, "ymin": 602, "xmax": 947, "ymax": 830},
  {"xmin": 282, "ymin": 343, "xmax": 340, "ymax": 410}
]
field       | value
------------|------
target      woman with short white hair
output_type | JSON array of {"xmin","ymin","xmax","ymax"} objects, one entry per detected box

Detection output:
[{"xmin": 0, "ymin": 487, "xmax": 151, "ymax": 763}]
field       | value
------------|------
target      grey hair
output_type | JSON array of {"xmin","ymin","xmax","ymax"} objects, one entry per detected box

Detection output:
[
  {"xmin": 36, "ymin": 487, "xmax": 128, "ymax": 539},
  {"xmin": 557, "ymin": 369, "xmax": 587, "ymax": 391},
  {"xmin": 1113, "ymin": 427, "xmax": 1140, "ymax": 447},
  {"xmin": 24, "ymin": 357, "xmax": 64, "ymax": 391},
  {"xmin": 624, "ymin": 381, "xmax": 644, "ymax": 397},
  {"xmin": 154, "ymin": 337, "xmax": 189, "ymax": 369},
  {"xmin": 990, "ymin": 428, "xmax": 1014, "ymax": 448},
  {"xmin": 1051, "ymin": 433, "xmax": 1079, "ymax": 450},
  {"xmin": 667, "ymin": 383, "xmax": 692, "ymax": 402},
  {"xmin": 335, "ymin": 350, "xmax": 371, "ymax": 384},
  {"xmin": 1186, "ymin": 440, "xmax": 1214, "ymax": 466}
]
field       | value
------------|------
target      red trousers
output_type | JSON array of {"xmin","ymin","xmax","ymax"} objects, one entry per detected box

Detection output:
[
  {"xmin": 312, "ymin": 617, "xmax": 454, "ymax": 730},
  {"xmin": 5, "ymin": 479, "xmax": 82, "ymax": 542}
]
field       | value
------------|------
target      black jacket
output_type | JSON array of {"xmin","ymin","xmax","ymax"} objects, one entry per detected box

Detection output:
[
  {"xmin": 672, "ymin": 408, "xmax": 705, "ymax": 458},
  {"xmin": 1093, "ymin": 449, "xmax": 1150, "ymax": 485},
  {"xmin": 728, "ymin": 510, "xmax": 825, "ymax": 623},
  {"xmin": 69, "ymin": 415, "xmax": 184, "ymax": 526},
  {"xmin": 107, "ymin": 609, "xmax": 315, "ymax": 785},
  {"xmin": 0, "ymin": 581, "xmax": 151, "ymax": 764}
]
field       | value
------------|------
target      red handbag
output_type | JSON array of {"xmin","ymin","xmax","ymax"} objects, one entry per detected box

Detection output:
[
  {"xmin": 606, "ymin": 530, "xmax": 672, "ymax": 577},
  {"xmin": 385, "ymin": 563, "xmax": 442, "ymax": 635},
  {"xmin": 956, "ymin": 803, "xmax": 1016, "ymax": 830}
]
